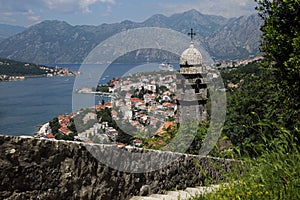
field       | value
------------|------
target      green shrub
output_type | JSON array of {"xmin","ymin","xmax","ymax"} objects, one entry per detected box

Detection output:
[{"xmin": 191, "ymin": 131, "xmax": 300, "ymax": 200}]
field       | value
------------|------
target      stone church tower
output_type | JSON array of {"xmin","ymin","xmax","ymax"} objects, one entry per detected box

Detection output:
[{"xmin": 176, "ymin": 30, "xmax": 207, "ymax": 123}]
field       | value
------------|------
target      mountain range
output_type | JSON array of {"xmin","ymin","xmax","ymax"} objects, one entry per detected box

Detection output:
[
  {"xmin": 0, "ymin": 24, "xmax": 25, "ymax": 42},
  {"xmin": 0, "ymin": 9, "xmax": 263, "ymax": 64}
]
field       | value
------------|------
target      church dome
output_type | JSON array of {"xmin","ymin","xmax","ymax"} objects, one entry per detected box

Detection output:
[{"xmin": 180, "ymin": 42, "xmax": 202, "ymax": 66}]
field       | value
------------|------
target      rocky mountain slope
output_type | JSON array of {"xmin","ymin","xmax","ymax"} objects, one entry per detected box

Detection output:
[
  {"xmin": 0, "ymin": 9, "xmax": 262, "ymax": 64},
  {"xmin": 0, "ymin": 24, "xmax": 25, "ymax": 42},
  {"xmin": 206, "ymin": 14, "xmax": 263, "ymax": 60}
]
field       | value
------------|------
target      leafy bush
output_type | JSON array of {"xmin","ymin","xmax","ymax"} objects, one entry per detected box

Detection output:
[
  {"xmin": 191, "ymin": 1, "xmax": 300, "ymax": 198},
  {"xmin": 191, "ymin": 130, "xmax": 300, "ymax": 200}
]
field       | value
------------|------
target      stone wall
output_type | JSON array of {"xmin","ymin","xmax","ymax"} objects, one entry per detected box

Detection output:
[{"xmin": 0, "ymin": 135, "xmax": 235, "ymax": 200}]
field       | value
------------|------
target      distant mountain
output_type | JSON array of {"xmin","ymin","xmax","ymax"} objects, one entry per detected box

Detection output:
[
  {"xmin": 0, "ymin": 24, "xmax": 25, "ymax": 42},
  {"xmin": 206, "ymin": 14, "xmax": 263, "ymax": 60},
  {"xmin": 117, "ymin": 9, "xmax": 229, "ymax": 37},
  {"xmin": 0, "ymin": 10, "xmax": 262, "ymax": 64},
  {"xmin": 0, "ymin": 20, "xmax": 142, "ymax": 64}
]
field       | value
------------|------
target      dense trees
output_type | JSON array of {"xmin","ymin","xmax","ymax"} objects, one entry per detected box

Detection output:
[
  {"xmin": 255, "ymin": 0, "xmax": 300, "ymax": 143},
  {"xmin": 49, "ymin": 117, "xmax": 60, "ymax": 135},
  {"xmin": 221, "ymin": 63, "xmax": 276, "ymax": 155},
  {"xmin": 216, "ymin": 0, "xmax": 300, "ymax": 156},
  {"xmin": 256, "ymin": 0, "xmax": 300, "ymax": 82},
  {"xmin": 219, "ymin": 0, "xmax": 300, "ymax": 156},
  {"xmin": 68, "ymin": 118, "xmax": 77, "ymax": 133},
  {"xmin": 194, "ymin": 2, "xmax": 300, "ymax": 198},
  {"xmin": 0, "ymin": 58, "xmax": 50, "ymax": 76},
  {"xmin": 95, "ymin": 85, "xmax": 110, "ymax": 93}
]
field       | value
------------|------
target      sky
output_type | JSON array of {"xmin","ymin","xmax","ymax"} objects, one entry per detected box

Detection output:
[{"xmin": 0, "ymin": 0, "xmax": 258, "ymax": 27}]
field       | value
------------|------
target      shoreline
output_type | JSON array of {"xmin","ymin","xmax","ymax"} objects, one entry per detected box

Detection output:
[
  {"xmin": 0, "ymin": 73, "xmax": 77, "ymax": 82},
  {"xmin": 35, "ymin": 122, "xmax": 51, "ymax": 138}
]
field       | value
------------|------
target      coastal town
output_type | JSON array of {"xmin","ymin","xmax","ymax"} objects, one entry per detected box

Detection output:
[
  {"xmin": 36, "ymin": 56, "xmax": 262, "ymax": 148},
  {"xmin": 0, "ymin": 74, "xmax": 26, "ymax": 81},
  {"xmin": 213, "ymin": 56, "xmax": 263, "ymax": 69},
  {"xmin": 0, "ymin": 59, "xmax": 77, "ymax": 81},
  {"xmin": 36, "ymin": 70, "xmax": 179, "ymax": 147}
]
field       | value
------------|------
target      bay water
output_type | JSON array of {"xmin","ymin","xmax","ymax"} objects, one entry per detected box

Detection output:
[{"xmin": 0, "ymin": 63, "xmax": 174, "ymax": 136}]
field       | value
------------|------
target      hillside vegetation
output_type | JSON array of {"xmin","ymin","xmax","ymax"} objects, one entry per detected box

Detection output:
[
  {"xmin": 0, "ymin": 58, "xmax": 74, "ymax": 80},
  {"xmin": 192, "ymin": 0, "xmax": 300, "ymax": 199},
  {"xmin": 0, "ymin": 58, "xmax": 48, "ymax": 76}
]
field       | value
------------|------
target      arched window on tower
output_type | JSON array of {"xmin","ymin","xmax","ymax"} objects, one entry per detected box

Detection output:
[{"xmin": 195, "ymin": 78, "xmax": 201, "ymax": 93}]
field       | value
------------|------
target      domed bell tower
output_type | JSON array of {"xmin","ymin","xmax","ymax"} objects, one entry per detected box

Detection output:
[{"xmin": 177, "ymin": 29, "xmax": 207, "ymax": 123}]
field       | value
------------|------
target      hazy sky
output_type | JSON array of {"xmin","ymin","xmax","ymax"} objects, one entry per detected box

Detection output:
[{"xmin": 0, "ymin": 0, "xmax": 258, "ymax": 27}]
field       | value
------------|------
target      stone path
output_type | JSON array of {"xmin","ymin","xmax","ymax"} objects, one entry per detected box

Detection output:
[{"xmin": 129, "ymin": 185, "xmax": 220, "ymax": 200}]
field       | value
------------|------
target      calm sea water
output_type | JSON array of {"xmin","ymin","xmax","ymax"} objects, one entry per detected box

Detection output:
[
  {"xmin": 0, "ymin": 76, "xmax": 75, "ymax": 136},
  {"xmin": 0, "ymin": 63, "xmax": 178, "ymax": 136}
]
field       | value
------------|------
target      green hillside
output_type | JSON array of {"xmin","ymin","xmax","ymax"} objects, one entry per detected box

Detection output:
[
  {"xmin": 0, "ymin": 58, "xmax": 49, "ymax": 76},
  {"xmin": 192, "ymin": 0, "xmax": 300, "ymax": 199}
]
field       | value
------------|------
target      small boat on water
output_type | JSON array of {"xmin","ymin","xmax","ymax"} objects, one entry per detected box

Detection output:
[{"xmin": 159, "ymin": 62, "xmax": 174, "ymax": 71}]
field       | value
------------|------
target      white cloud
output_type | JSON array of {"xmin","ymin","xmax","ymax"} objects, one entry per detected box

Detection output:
[
  {"xmin": 80, "ymin": 0, "xmax": 115, "ymax": 12},
  {"xmin": 160, "ymin": 0, "xmax": 256, "ymax": 18},
  {"xmin": 0, "ymin": 0, "xmax": 256, "ymax": 27},
  {"xmin": 27, "ymin": 15, "xmax": 40, "ymax": 21},
  {"xmin": 0, "ymin": 12, "xmax": 16, "ymax": 24},
  {"xmin": 45, "ymin": 0, "xmax": 115, "ymax": 13},
  {"xmin": 24, "ymin": 9, "xmax": 40, "ymax": 22},
  {"xmin": 0, "ymin": 0, "xmax": 116, "ymax": 26},
  {"xmin": 3, "ymin": 12, "xmax": 14, "ymax": 16},
  {"xmin": 100, "ymin": 5, "xmax": 113, "ymax": 16},
  {"xmin": 0, "ymin": 3, "xmax": 40, "ymax": 25}
]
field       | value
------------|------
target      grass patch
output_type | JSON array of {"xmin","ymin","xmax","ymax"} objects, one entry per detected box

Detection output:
[{"xmin": 191, "ymin": 132, "xmax": 300, "ymax": 200}]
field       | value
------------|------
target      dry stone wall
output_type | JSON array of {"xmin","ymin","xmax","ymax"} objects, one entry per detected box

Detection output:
[{"xmin": 0, "ymin": 135, "xmax": 235, "ymax": 200}]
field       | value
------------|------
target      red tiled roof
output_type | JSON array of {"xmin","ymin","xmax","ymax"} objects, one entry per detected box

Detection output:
[
  {"xmin": 130, "ymin": 98, "xmax": 144, "ymax": 103},
  {"xmin": 117, "ymin": 142, "xmax": 125, "ymax": 148},
  {"xmin": 59, "ymin": 127, "xmax": 72, "ymax": 135},
  {"xmin": 111, "ymin": 110, "xmax": 118, "ymax": 115},
  {"xmin": 46, "ymin": 134, "xmax": 55, "ymax": 139},
  {"xmin": 133, "ymin": 139, "xmax": 142, "ymax": 143},
  {"xmin": 156, "ymin": 121, "xmax": 175, "ymax": 136},
  {"xmin": 58, "ymin": 115, "xmax": 65, "ymax": 120},
  {"xmin": 164, "ymin": 121, "xmax": 174, "ymax": 128},
  {"xmin": 96, "ymin": 104, "xmax": 106, "ymax": 110},
  {"xmin": 144, "ymin": 94, "xmax": 155, "ymax": 98},
  {"xmin": 163, "ymin": 102, "xmax": 171, "ymax": 106},
  {"xmin": 104, "ymin": 102, "xmax": 113, "ymax": 107}
]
